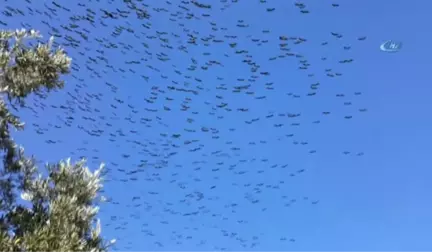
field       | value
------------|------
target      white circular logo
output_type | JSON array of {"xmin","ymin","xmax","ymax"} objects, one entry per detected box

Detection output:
[{"xmin": 380, "ymin": 40, "xmax": 402, "ymax": 52}]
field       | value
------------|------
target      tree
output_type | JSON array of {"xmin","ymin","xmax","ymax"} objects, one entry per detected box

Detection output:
[{"xmin": 0, "ymin": 29, "xmax": 113, "ymax": 251}]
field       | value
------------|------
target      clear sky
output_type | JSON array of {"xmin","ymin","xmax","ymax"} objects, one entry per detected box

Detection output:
[{"xmin": 2, "ymin": 0, "xmax": 432, "ymax": 250}]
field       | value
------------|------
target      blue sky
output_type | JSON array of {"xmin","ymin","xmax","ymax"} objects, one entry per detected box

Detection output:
[{"xmin": 2, "ymin": 0, "xmax": 432, "ymax": 250}]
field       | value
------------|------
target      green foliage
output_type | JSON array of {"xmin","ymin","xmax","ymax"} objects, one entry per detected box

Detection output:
[{"xmin": 0, "ymin": 29, "xmax": 113, "ymax": 251}]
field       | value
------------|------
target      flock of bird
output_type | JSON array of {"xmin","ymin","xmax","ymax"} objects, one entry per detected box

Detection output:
[{"xmin": 2, "ymin": 0, "xmax": 370, "ymax": 250}]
